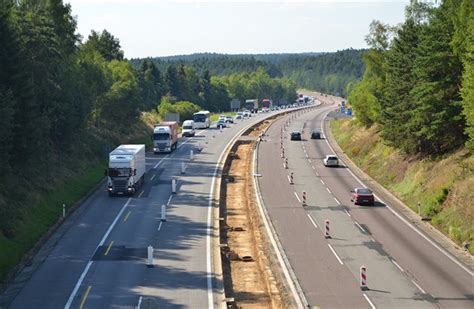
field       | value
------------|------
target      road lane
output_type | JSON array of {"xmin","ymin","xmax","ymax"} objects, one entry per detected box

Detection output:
[
  {"xmin": 261, "ymin": 101, "xmax": 473, "ymax": 308},
  {"xmin": 5, "ymin": 110, "xmax": 295, "ymax": 309}
]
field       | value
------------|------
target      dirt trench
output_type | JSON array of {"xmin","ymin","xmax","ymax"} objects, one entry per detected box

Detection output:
[{"xmin": 219, "ymin": 118, "xmax": 294, "ymax": 308}]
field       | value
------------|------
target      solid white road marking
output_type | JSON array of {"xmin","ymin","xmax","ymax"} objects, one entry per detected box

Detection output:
[
  {"xmin": 294, "ymin": 192, "xmax": 301, "ymax": 203},
  {"xmin": 355, "ymin": 222, "xmax": 366, "ymax": 233},
  {"xmin": 321, "ymin": 108, "xmax": 473, "ymax": 276},
  {"xmin": 307, "ymin": 214, "xmax": 318, "ymax": 229},
  {"xmin": 411, "ymin": 280, "xmax": 426, "ymax": 294},
  {"xmin": 391, "ymin": 259, "xmax": 405, "ymax": 272},
  {"xmin": 157, "ymin": 221, "xmax": 163, "ymax": 231},
  {"xmin": 328, "ymin": 244, "xmax": 343, "ymax": 265},
  {"xmin": 65, "ymin": 198, "xmax": 132, "ymax": 308},
  {"xmin": 167, "ymin": 194, "xmax": 172, "ymax": 206},
  {"xmin": 363, "ymin": 294, "xmax": 376, "ymax": 309}
]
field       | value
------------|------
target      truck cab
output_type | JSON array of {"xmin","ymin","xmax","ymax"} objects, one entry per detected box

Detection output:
[
  {"xmin": 153, "ymin": 121, "xmax": 178, "ymax": 153},
  {"xmin": 107, "ymin": 145, "xmax": 146, "ymax": 196}
]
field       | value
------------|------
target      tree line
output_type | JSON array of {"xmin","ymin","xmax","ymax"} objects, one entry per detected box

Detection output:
[
  {"xmin": 347, "ymin": 0, "xmax": 473, "ymax": 155},
  {"xmin": 130, "ymin": 49, "xmax": 365, "ymax": 97},
  {"xmin": 0, "ymin": 0, "xmax": 299, "ymax": 238}
]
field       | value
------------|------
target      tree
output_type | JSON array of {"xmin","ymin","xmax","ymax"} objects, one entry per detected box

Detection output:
[{"xmin": 82, "ymin": 29, "xmax": 124, "ymax": 61}]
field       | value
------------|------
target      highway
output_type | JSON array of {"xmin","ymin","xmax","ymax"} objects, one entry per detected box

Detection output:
[
  {"xmin": 257, "ymin": 99, "xmax": 473, "ymax": 308},
  {"xmin": 4, "ymin": 111, "xmax": 280, "ymax": 309}
]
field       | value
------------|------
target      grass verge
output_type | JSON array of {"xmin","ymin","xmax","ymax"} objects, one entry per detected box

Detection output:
[{"xmin": 331, "ymin": 118, "xmax": 473, "ymax": 254}]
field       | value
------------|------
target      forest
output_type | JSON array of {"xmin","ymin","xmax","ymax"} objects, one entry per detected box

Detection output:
[
  {"xmin": 347, "ymin": 0, "xmax": 473, "ymax": 155},
  {"xmin": 130, "ymin": 49, "xmax": 365, "ymax": 96},
  {"xmin": 0, "ymin": 0, "xmax": 298, "ymax": 252}
]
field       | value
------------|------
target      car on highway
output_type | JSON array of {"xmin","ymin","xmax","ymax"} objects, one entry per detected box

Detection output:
[
  {"xmin": 225, "ymin": 116, "xmax": 234, "ymax": 123},
  {"xmin": 311, "ymin": 130, "xmax": 322, "ymax": 139},
  {"xmin": 290, "ymin": 131, "xmax": 302, "ymax": 141},
  {"xmin": 217, "ymin": 119, "xmax": 227, "ymax": 128},
  {"xmin": 243, "ymin": 110, "xmax": 251, "ymax": 118},
  {"xmin": 236, "ymin": 112, "xmax": 243, "ymax": 119},
  {"xmin": 218, "ymin": 115, "xmax": 226, "ymax": 121},
  {"xmin": 351, "ymin": 188, "xmax": 375, "ymax": 206},
  {"xmin": 182, "ymin": 120, "xmax": 195, "ymax": 137},
  {"xmin": 323, "ymin": 155, "xmax": 339, "ymax": 167}
]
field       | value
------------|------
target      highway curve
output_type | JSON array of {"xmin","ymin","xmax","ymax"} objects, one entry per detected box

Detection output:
[
  {"xmin": 3, "ymin": 111, "xmax": 284, "ymax": 309},
  {"xmin": 256, "ymin": 99, "xmax": 473, "ymax": 308}
]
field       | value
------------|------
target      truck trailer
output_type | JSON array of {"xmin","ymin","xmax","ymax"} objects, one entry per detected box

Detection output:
[
  {"xmin": 244, "ymin": 99, "xmax": 259, "ymax": 113},
  {"xmin": 153, "ymin": 121, "xmax": 178, "ymax": 153},
  {"xmin": 107, "ymin": 144, "xmax": 146, "ymax": 196}
]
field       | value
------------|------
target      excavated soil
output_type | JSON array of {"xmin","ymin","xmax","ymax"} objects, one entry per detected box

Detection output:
[{"xmin": 220, "ymin": 118, "xmax": 291, "ymax": 308}]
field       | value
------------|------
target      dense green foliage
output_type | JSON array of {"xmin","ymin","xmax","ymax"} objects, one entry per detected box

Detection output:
[
  {"xmin": 130, "ymin": 49, "xmax": 365, "ymax": 96},
  {"xmin": 348, "ymin": 0, "xmax": 473, "ymax": 155}
]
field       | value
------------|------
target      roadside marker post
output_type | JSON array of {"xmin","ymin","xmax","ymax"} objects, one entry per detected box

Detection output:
[
  {"xmin": 161, "ymin": 204, "xmax": 167, "ymax": 222},
  {"xmin": 181, "ymin": 162, "xmax": 186, "ymax": 174},
  {"xmin": 171, "ymin": 177, "xmax": 177, "ymax": 194},
  {"xmin": 147, "ymin": 246, "xmax": 154, "ymax": 268},
  {"xmin": 360, "ymin": 266, "xmax": 368, "ymax": 290},
  {"xmin": 290, "ymin": 172, "xmax": 294, "ymax": 185},
  {"xmin": 302, "ymin": 191, "xmax": 307, "ymax": 206},
  {"xmin": 281, "ymin": 148, "xmax": 285, "ymax": 158},
  {"xmin": 62, "ymin": 204, "xmax": 66, "ymax": 218},
  {"xmin": 325, "ymin": 220, "xmax": 331, "ymax": 238},
  {"xmin": 285, "ymin": 158, "xmax": 288, "ymax": 169},
  {"xmin": 190, "ymin": 149, "xmax": 194, "ymax": 160}
]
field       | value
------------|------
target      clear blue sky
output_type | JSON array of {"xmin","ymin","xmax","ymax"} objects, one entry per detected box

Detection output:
[{"xmin": 66, "ymin": 1, "xmax": 410, "ymax": 58}]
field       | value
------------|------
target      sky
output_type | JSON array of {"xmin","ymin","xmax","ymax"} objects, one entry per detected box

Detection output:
[{"xmin": 65, "ymin": 0, "xmax": 410, "ymax": 58}]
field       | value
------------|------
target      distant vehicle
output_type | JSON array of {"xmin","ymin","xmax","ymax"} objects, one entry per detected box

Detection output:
[
  {"xmin": 292, "ymin": 103, "xmax": 298, "ymax": 108},
  {"xmin": 351, "ymin": 188, "xmax": 375, "ymax": 206},
  {"xmin": 243, "ymin": 110, "xmax": 251, "ymax": 117},
  {"xmin": 153, "ymin": 121, "xmax": 178, "ymax": 153},
  {"xmin": 261, "ymin": 99, "xmax": 272, "ymax": 108},
  {"xmin": 290, "ymin": 131, "xmax": 302, "ymax": 141},
  {"xmin": 107, "ymin": 144, "xmax": 146, "ymax": 196},
  {"xmin": 311, "ymin": 130, "xmax": 322, "ymax": 139},
  {"xmin": 323, "ymin": 155, "xmax": 339, "ymax": 167},
  {"xmin": 182, "ymin": 120, "xmax": 195, "ymax": 137},
  {"xmin": 217, "ymin": 119, "xmax": 227, "ymax": 128},
  {"xmin": 262, "ymin": 107, "xmax": 269, "ymax": 113},
  {"xmin": 219, "ymin": 115, "xmax": 226, "ymax": 121},
  {"xmin": 193, "ymin": 110, "xmax": 211, "ymax": 129},
  {"xmin": 245, "ymin": 99, "xmax": 259, "ymax": 113},
  {"xmin": 225, "ymin": 116, "xmax": 234, "ymax": 123},
  {"xmin": 236, "ymin": 113, "xmax": 243, "ymax": 120}
]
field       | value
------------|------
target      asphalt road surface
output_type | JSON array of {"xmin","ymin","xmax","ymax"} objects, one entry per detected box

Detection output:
[
  {"xmin": 257, "ymin": 102, "xmax": 473, "ymax": 308},
  {"xmin": 5, "ymin": 110, "xmax": 285, "ymax": 309}
]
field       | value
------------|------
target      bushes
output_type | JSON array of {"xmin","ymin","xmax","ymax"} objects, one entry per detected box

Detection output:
[{"xmin": 157, "ymin": 97, "xmax": 202, "ymax": 122}]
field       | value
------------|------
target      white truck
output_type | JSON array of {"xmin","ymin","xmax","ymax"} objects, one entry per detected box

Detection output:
[
  {"xmin": 153, "ymin": 121, "xmax": 178, "ymax": 153},
  {"xmin": 107, "ymin": 144, "xmax": 146, "ymax": 196}
]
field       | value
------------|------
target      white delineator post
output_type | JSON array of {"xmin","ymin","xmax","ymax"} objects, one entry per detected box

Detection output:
[
  {"xmin": 285, "ymin": 158, "xmax": 288, "ymax": 169},
  {"xmin": 360, "ymin": 266, "xmax": 368, "ymax": 290},
  {"xmin": 147, "ymin": 245, "xmax": 154, "ymax": 268},
  {"xmin": 190, "ymin": 149, "xmax": 194, "ymax": 160},
  {"xmin": 161, "ymin": 204, "xmax": 166, "ymax": 222},
  {"xmin": 181, "ymin": 162, "xmax": 185, "ymax": 174},
  {"xmin": 62, "ymin": 204, "xmax": 66, "ymax": 218},
  {"xmin": 281, "ymin": 148, "xmax": 285, "ymax": 158},
  {"xmin": 302, "ymin": 191, "xmax": 307, "ymax": 206},
  {"xmin": 290, "ymin": 172, "xmax": 294, "ymax": 185},
  {"xmin": 171, "ymin": 177, "xmax": 177, "ymax": 194},
  {"xmin": 325, "ymin": 220, "xmax": 331, "ymax": 238}
]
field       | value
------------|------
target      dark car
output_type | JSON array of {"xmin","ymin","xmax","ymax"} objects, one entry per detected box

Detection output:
[
  {"xmin": 290, "ymin": 131, "xmax": 302, "ymax": 141},
  {"xmin": 351, "ymin": 188, "xmax": 375, "ymax": 206},
  {"xmin": 311, "ymin": 130, "xmax": 322, "ymax": 139}
]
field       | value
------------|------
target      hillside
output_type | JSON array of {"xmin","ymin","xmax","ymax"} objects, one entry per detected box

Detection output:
[
  {"xmin": 331, "ymin": 119, "xmax": 473, "ymax": 254},
  {"xmin": 129, "ymin": 49, "xmax": 365, "ymax": 96}
]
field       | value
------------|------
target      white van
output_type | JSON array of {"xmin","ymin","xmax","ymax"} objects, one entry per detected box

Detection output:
[{"xmin": 182, "ymin": 120, "xmax": 195, "ymax": 137}]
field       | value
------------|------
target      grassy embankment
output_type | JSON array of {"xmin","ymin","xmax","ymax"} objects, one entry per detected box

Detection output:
[
  {"xmin": 331, "ymin": 118, "xmax": 473, "ymax": 254},
  {"xmin": 210, "ymin": 112, "xmax": 236, "ymax": 122},
  {"xmin": 0, "ymin": 112, "xmax": 160, "ymax": 284}
]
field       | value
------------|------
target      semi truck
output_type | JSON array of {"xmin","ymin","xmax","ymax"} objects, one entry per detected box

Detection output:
[
  {"xmin": 244, "ymin": 99, "xmax": 259, "ymax": 113},
  {"xmin": 107, "ymin": 144, "xmax": 146, "ymax": 196},
  {"xmin": 261, "ymin": 99, "xmax": 272, "ymax": 108},
  {"xmin": 153, "ymin": 121, "xmax": 178, "ymax": 153}
]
